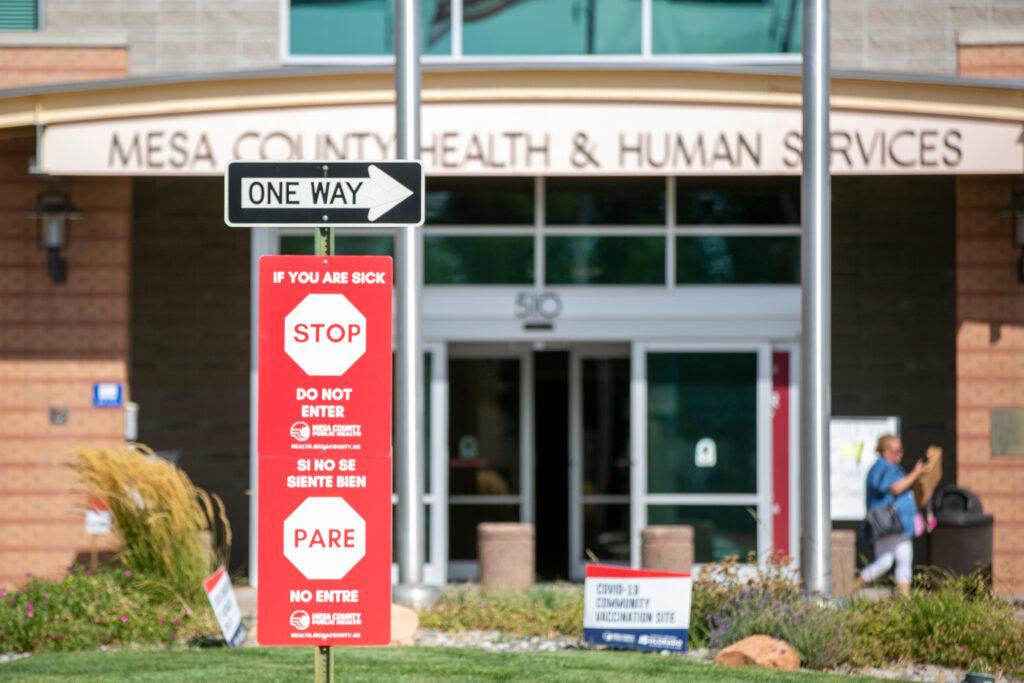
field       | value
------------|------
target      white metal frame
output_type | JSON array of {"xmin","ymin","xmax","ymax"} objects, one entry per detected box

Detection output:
[
  {"xmin": 278, "ymin": 0, "xmax": 802, "ymax": 66},
  {"xmin": 629, "ymin": 341, "xmax": 773, "ymax": 569},
  {"xmin": 569, "ymin": 344, "xmax": 631, "ymax": 580},
  {"xmin": 446, "ymin": 343, "xmax": 534, "ymax": 580},
  {"xmin": 777, "ymin": 341, "xmax": 802, "ymax": 566},
  {"xmin": 422, "ymin": 342, "xmax": 449, "ymax": 585}
]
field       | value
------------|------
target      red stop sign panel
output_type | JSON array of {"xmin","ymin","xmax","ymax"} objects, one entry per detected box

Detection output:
[{"xmin": 257, "ymin": 255, "xmax": 392, "ymax": 647}]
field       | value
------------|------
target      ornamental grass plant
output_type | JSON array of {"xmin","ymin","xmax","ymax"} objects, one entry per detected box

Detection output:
[{"xmin": 72, "ymin": 444, "xmax": 232, "ymax": 609}]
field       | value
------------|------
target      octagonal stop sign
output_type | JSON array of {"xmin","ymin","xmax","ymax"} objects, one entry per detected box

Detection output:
[
  {"xmin": 284, "ymin": 293, "xmax": 367, "ymax": 376},
  {"xmin": 284, "ymin": 497, "xmax": 366, "ymax": 580}
]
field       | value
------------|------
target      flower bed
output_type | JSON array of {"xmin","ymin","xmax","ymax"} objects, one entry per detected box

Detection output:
[
  {"xmin": 420, "ymin": 559, "xmax": 1024, "ymax": 677},
  {"xmin": 0, "ymin": 568, "xmax": 214, "ymax": 653}
]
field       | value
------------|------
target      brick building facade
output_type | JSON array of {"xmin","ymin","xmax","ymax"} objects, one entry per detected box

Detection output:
[
  {"xmin": 0, "ymin": 137, "xmax": 129, "ymax": 583},
  {"xmin": 0, "ymin": 3, "xmax": 1023, "ymax": 593},
  {"xmin": 955, "ymin": 35, "xmax": 1024, "ymax": 595}
]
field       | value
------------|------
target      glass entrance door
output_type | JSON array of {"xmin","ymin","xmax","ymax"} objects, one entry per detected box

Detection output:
[
  {"xmin": 631, "ymin": 344, "xmax": 772, "ymax": 566},
  {"xmin": 447, "ymin": 345, "xmax": 533, "ymax": 579},
  {"xmin": 569, "ymin": 346, "xmax": 631, "ymax": 580}
]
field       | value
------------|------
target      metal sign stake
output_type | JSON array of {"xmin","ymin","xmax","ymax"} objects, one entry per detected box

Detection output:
[
  {"xmin": 314, "ymin": 644, "xmax": 333, "ymax": 683},
  {"xmin": 313, "ymin": 224, "xmax": 334, "ymax": 682}
]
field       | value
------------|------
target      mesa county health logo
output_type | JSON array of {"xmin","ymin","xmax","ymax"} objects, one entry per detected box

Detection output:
[
  {"xmin": 289, "ymin": 610, "xmax": 311, "ymax": 631},
  {"xmin": 290, "ymin": 421, "xmax": 311, "ymax": 442}
]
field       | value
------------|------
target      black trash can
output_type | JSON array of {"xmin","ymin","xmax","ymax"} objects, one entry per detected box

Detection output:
[{"xmin": 929, "ymin": 486, "xmax": 993, "ymax": 579}]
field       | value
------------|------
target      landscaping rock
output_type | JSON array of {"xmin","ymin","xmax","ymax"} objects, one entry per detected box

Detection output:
[
  {"xmin": 391, "ymin": 604, "xmax": 419, "ymax": 646},
  {"xmin": 714, "ymin": 635, "xmax": 800, "ymax": 671}
]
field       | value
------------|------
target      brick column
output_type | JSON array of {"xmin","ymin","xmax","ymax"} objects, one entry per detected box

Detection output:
[
  {"xmin": 0, "ymin": 137, "xmax": 131, "ymax": 585},
  {"xmin": 955, "ymin": 176, "xmax": 1024, "ymax": 596},
  {"xmin": 956, "ymin": 39, "xmax": 1024, "ymax": 596}
]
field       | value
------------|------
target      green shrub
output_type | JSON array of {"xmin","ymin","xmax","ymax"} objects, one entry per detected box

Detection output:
[
  {"xmin": 848, "ymin": 573, "xmax": 1024, "ymax": 676},
  {"xmin": 420, "ymin": 584, "xmax": 583, "ymax": 637},
  {"xmin": 72, "ymin": 444, "xmax": 231, "ymax": 608},
  {"xmin": 689, "ymin": 553, "xmax": 800, "ymax": 649},
  {"xmin": 705, "ymin": 591, "xmax": 852, "ymax": 669},
  {"xmin": 693, "ymin": 555, "xmax": 851, "ymax": 669},
  {"xmin": 0, "ymin": 568, "xmax": 215, "ymax": 653}
]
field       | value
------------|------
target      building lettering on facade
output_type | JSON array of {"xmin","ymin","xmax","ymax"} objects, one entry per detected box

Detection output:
[{"xmin": 41, "ymin": 102, "xmax": 1024, "ymax": 176}]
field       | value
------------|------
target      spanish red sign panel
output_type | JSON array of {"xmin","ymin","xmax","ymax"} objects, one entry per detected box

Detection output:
[{"xmin": 257, "ymin": 255, "xmax": 392, "ymax": 647}]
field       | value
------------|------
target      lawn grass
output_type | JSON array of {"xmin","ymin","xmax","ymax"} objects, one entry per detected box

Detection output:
[{"xmin": 1, "ymin": 646, "xmax": 884, "ymax": 682}]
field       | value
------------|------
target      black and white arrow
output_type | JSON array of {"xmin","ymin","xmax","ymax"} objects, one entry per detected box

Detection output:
[{"xmin": 240, "ymin": 164, "xmax": 414, "ymax": 221}]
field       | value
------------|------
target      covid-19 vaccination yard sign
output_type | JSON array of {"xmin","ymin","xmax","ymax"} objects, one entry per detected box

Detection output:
[
  {"xmin": 583, "ymin": 565, "xmax": 692, "ymax": 653},
  {"xmin": 256, "ymin": 255, "xmax": 392, "ymax": 646}
]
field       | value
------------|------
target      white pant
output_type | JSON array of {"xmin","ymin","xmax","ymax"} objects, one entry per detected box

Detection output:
[{"xmin": 860, "ymin": 533, "xmax": 913, "ymax": 584}]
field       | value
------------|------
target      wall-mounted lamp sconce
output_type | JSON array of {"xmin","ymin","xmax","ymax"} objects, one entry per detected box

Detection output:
[{"xmin": 26, "ymin": 191, "xmax": 81, "ymax": 284}]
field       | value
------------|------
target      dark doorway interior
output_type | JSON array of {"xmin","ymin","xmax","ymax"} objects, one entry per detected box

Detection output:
[{"xmin": 534, "ymin": 351, "xmax": 570, "ymax": 580}]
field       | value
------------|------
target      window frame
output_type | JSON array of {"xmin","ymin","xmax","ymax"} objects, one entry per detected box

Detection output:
[
  {"xmin": 0, "ymin": 0, "xmax": 43, "ymax": 31},
  {"xmin": 279, "ymin": 0, "xmax": 801, "ymax": 65}
]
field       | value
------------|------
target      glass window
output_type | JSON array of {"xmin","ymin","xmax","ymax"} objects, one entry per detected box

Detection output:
[
  {"xmin": 583, "ymin": 358, "xmax": 630, "ymax": 496},
  {"xmin": 647, "ymin": 505, "xmax": 757, "ymax": 563},
  {"xmin": 449, "ymin": 358, "xmax": 521, "ymax": 496},
  {"xmin": 676, "ymin": 235, "xmax": 799, "ymax": 285},
  {"xmin": 652, "ymin": 0, "xmax": 801, "ymax": 54},
  {"xmin": 677, "ymin": 177, "xmax": 800, "ymax": 225},
  {"xmin": 426, "ymin": 235, "xmax": 533, "ymax": 285},
  {"xmin": 546, "ymin": 236, "xmax": 664, "ymax": 285},
  {"xmin": 426, "ymin": 178, "xmax": 533, "ymax": 225},
  {"xmin": 0, "ymin": 0, "xmax": 37, "ymax": 30},
  {"xmin": 279, "ymin": 234, "xmax": 394, "ymax": 256},
  {"xmin": 462, "ymin": 0, "xmax": 640, "ymax": 55},
  {"xmin": 647, "ymin": 352, "xmax": 757, "ymax": 494},
  {"xmin": 584, "ymin": 504, "xmax": 630, "ymax": 564},
  {"xmin": 290, "ymin": 0, "xmax": 450, "ymax": 56},
  {"xmin": 546, "ymin": 178, "xmax": 665, "ymax": 225}
]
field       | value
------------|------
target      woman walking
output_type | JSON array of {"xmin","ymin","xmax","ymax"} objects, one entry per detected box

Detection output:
[{"xmin": 856, "ymin": 434, "xmax": 932, "ymax": 597}]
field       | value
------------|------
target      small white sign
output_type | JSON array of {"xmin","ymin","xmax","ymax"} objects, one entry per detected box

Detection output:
[
  {"xmin": 203, "ymin": 566, "xmax": 247, "ymax": 647},
  {"xmin": 583, "ymin": 564, "xmax": 692, "ymax": 652},
  {"xmin": 84, "ymin": 509, "xmax": 112, "ymax": 535},
  {"xmin": 830, "ymin": 416, "xmax": 900, "ymax": 521},
  {"xmin": 694, "ymin": 438, "xmax": 717, "ymax": 468}
]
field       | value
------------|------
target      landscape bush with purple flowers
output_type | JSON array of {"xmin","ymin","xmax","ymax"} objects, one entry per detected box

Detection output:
[
  {"xmin": 421, "ymin": 553, "xmax": 1024, "ymax": 676},
  {"xmin": 690, "ymin": 555, "xmax": 1024, "ymax": 676},
  {"xmin": 0, "ymin": 567, "xmax": 213, "ymax": 653}
]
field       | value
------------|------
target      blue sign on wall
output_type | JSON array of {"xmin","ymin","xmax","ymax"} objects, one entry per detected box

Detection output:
[{"xmin": 92, "ymin": 382, "xmax": 123, "ymax": 408}]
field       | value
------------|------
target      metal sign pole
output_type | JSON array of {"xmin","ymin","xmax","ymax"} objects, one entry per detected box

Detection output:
[
  {"xmin": 393, "ymin": 0, "xmax": 435, "ymax": 607},
  {"xmin": 800, "ymin": 0, "xmax": 832, "ymax": 595},
  {"xmin": 313, "ymin": 224, "xmax": 335, "ymax": 681}
]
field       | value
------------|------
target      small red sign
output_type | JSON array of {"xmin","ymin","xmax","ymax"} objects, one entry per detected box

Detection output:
[{"xmin": 257, "ymin": 255, "xmax": 392, "ymax": 647}]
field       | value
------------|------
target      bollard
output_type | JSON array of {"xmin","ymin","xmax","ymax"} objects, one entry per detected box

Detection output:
[
  {"xmin": 641, "ymin": 525, "xmax": 694, "ymax": 573},
  {"xmin": 478, "ymin": 522, "xmax": 534, "ymax": 590},
  {"xmin": 831, "ymin": 529, "xmax": 856, "ymax": 598}
]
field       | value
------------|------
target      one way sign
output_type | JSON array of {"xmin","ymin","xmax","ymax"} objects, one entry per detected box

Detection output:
[{"xmin": 224, "ymin": 161, "xmax": 424, "ymax": 227}]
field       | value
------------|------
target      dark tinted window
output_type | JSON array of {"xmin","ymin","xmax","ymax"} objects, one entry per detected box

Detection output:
[
  {"xmin": 677, "ymin": 177, "xmax": 800, "ymax": 225},
  {"xmin": 676, "ymin": 236, "xmax": 800, "ymax": 284},
  {"xmin": 546, "ymin": 236, "xmax": 664, "ymax": 285},
  {"xmin": 546, "ymin": 177, "xmax": 665, "ymax": 225},
  {"xmin": 425, "ymin": 236, "xmax": 533, "ymax": 284},
  {"xmin": 426, "ymin": 178, "xmax": 533, "ymax": 225}
]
